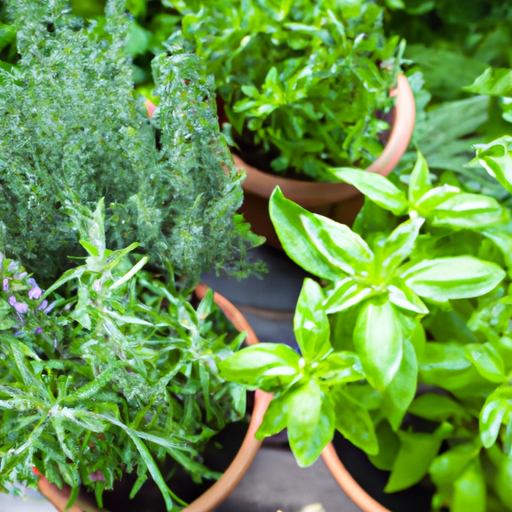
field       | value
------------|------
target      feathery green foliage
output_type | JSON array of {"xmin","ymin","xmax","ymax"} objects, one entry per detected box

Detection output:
[
  {"xmin": 0, "ymin": 0, "xmax": 262, "ymax": 283},
  {"xmin": 0, "ymin": 200, "xmax": 248, "ymax": 510}
]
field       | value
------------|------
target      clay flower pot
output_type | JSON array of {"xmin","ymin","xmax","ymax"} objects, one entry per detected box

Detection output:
[
  {"xmin": 236, "ymin": 74, "xmax": 416, "ymax": 246},
  {"xmin": 321, "ymin": 444, "xmax": 390, "ymax": 512},
  {"xmin": 36, "ymin": 285, "xmax": 272, "ymax": 512}
]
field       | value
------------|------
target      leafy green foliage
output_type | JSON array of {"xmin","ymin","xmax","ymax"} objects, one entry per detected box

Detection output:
[
  {"xmin": 172, "ymin": 0, "xmax": 401, "ymax": 180},
  {"xmin": 0, "ymin": 201, "xmax": 248, "ymax": 510},
  {"xmin": 0, "ymin": 0, "xmax": 262, "ymax": 283},
  {"xmin": 222, "ymin": 149, "xmax": 512, "ymax": 510}
]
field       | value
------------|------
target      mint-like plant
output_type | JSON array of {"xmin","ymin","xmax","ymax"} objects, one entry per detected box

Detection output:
[
  {"xmin": 221, "ymin": 148, "xmax": 512, "ymax": 511},
  {"xmin": 0, "ymin": 0, "xmax": 262, "ymax": 283},
  {"xmin": 0, "ymin": 200, "xmax": 248, "ymax": 510}
]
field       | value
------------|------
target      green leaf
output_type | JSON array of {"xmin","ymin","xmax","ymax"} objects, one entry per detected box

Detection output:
[
  {"xmin": 380, "ymin": 217, "xmax": 424, "ymax": 277},
  {"xmin": 381, "ymin": 339, "xmax": 418, "ymax": 431},
  {"xmin": 465, "ymin": 343, "xmax": 507, "ymax": 383},
  {"xmin": 301, "ymin": 214, "xmax": 373, "ymax": 276},
  {"xmin": 269, "ymin": 188, "xmax": 342, "ymax": 280},
  {"xmin": 387, "ymin": 283, "xmax": 428, "ymax": 315},
  {"xmin": 368, "ymin": 421, "xmax": 400, "ymax": 471},
  {"xmin": 480, "ymin": 396, "xmax": 508, "ymax": 448},
  {"xmin": 332, "ymin": 389, "xmax": 378, "ymax": 456},
  {"xmin": 464, "ymin": 67, "xmax": 512, "ymax": 98},
  {"xmin": 354, "ymin": 301, "xmax": 403, "ymax": 391},
  {"xmin": 287, "ymin": 381, "xmax": 334, "ymax": 467},
  {"xmin": 219, "ymin": 343, "xmax": 301, "ymax": 392},
  {"xmin": 294, "ymin": 279, "xmax": 331, "ymax": 362},
  {"xmin": 452, "ymin": 459, "xmax": 486, "ymax": 512},
  {"xmin": 474, "ymin": 136, "xmax": 512, "ymax": 195},
  {"xmin": 328, "ymin": 168, "xmax": 408, "ymax": 216},
  {"xmin": 403, "ymin": 257, "xmax": 505, "ymax": 302},
  {"xmin": 316, "ymin": 351, "xmax": 364, "ymax": 385},
  {"xmin": 431, "ymin": 194, "xmax": 506, "ymax": 230},
  {"xmin": 430, "ymin": 442, "xmax": 480, "ymax": 487},
  {"xmin": 323, "ymin": 279, "xmax": 374, "ymax": 314},
  {"xmin": 255, "ymin": 391, "xmax": 290, "ymax": 440},
  {"xmin": 385, "ymin": 429, "xmax": 444, "ymax": 493},
  {"xmin": 496, "ymin": 457, "xmax": 512, "ymax": 510},
  {"xmin": 408, "ymin": 152, "xmax": 430, "ymax": 203},
  {"xmin": 409, "ymin": 393, "xmax": 469, "ymax": 422},
  {"xmin": 414, "ymin": 185, "xmax": 461, "ymax": 214}
]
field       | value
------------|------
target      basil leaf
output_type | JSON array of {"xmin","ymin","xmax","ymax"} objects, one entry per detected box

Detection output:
[
  {"xmin": 380, "ymin": 217, "xmax": 424, "ymax": 277},
  {"xmin": 408, "ymin": 151, "xmax": 429, "ymax": 203},
  {"xmin": 385, "ymin": 430, "xmax": 444, "ymax": 493},
  {"xmin": 388, "ymin": 283, "xmax": 429, "ymax": 315},
  {"xmin": 287, "ymin": 380, "xmax": 334, "ymax": 467},
  {"xmin": 219, "ymin": 343, "xmax": 301, "ymax": 392},
  {"xmin": 452, "ymin": 459, "xmax": 486, "ymax": 512},
  {"xmin": 301, "ymin": 214, "xmax": 373, "ymax": 276},
  {"xmin": 464, "ymin": 67, "xmax": 512, "ymax": 97},
  {"xmin": 269, "ymin": 187, "xmax": 341, "ymax": 280},
  {"xmin": 408, "ymin": 393, "xmax": 469, "ymax": 422},
  {"xmin": 403, "ymin": 256, "xmax": 505, "ymax": 302},
  {"xmin": 480, "ymin": 396, "xmax": 508, "ymax": 448},
  {"xmin": 316, "ymin": 351, "xmax": 364, "ymax": 385},
  {"xmin": 354, "ymin": 300, "xmax": 403, "ymax": 391},
  {"xmin": 294, "ymin": 279, "xmax": 331, "ymax": 363},
  {"xmin": 465, "ymin": 343, "xmax": 507, "ymax": 383},
  {"xmin": 323, "ymin": 279, "xmax": 374, "ymax": 314},
  {"xmin": 430, "ymin": 441, "xmax": 480, "ymax": 487},
  {"xmin": 431, "ymin": 194, "xmax": 506, "ymax": 230},
  {"xmin": 414, "ymin": 185, "xmax": 460, "ymax": 214},
  {"xmin": 332, "ymin": 389, "xmax": 378, "ymax": 456},
  {"xmin": 474, "ymin": 136, "xmax": 512, "ymax": 195},
  {"xmin": 328, "ymin": 168, "xmax": 408, "ymax": 215},
  {"xmin": 368, "ymin": 421, "xmax": 400, "ymax": 471},
  {"xmin": 496, "ymin": 457, "xmax": 512, "ymax": 510},
  {"xmin": 381, "ymin": 339, "xmax": 418, "ymax": 431},
  {"xmin": 255, "ymin": 391, "xmax": 290, "ymax": 440}
]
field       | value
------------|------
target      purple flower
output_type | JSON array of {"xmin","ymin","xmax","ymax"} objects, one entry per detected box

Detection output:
[
  {"xmin": 9, "ymin": 295, "xmax": 28, "ymax": 314},
  {"xmin": 37, "ymin": 300, "xmax": 48, "ymax": 311},
  {"xmin": 35, "ymin": 327, "xmax": 42, "ymax": 334},
  {"xmin": 28, "ymin": 287, "xmax": 42, "ymax": 300},
  {"xmin": 15, "ymin": 272, "xmax": 27, "ymax": 280},
  {"xmin": 27, "ymin": 278, "xmax": 38, "ymax": 287},
  {"xmin": 88, "ymin": 470, "xmax": 105, "ymax": 482},
  {"xmin": 3, "ymin": 278, "xmax": 9, "ymax": 292},
  {"xmin": 43, "ymin": 301, "xmax": 56, "ymax": 315},
  {"xmin": 7, "ymin": 261, "xmax": 18, "ymax": 272}
]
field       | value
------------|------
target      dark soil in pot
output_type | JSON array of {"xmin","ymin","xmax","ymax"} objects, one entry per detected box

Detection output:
[{"xmin": 332, "ymin": 432, "xmax": 435, "ymax": 512}]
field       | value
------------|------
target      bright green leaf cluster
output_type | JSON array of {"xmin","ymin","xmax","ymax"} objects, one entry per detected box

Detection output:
[{"xmin": 222, "ymin": 147, "xmax": 512, "ymax": 510}]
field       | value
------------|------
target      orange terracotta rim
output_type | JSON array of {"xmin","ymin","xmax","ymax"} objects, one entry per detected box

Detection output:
[
  {"xmin": 38, "ymin": 285, "xmax": 272, "ymax": 512},
  {"xmin": 234, "ymin": 74, "xmax": 416, "ymax": 208},
  {"xmin": 321, "ymin": 443, "xmax": 391, "ymax": 512}
]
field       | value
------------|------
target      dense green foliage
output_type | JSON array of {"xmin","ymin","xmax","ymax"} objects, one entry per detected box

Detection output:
[
  {"xmin": 221, "ymin": 148, "xmax": 512, "ymax": 511},
  {"xmin": 6, "ymin": 0, "xmax": 402, "ymax": 182},
  {"xmin": 0, "ymin": 0, "xmax": 262, "ymax": 283},
  {"xmin": 0, "ymin": 201, "xmax": 247, "ymax": 511},
  {"xmin": 172, "ymin": 0, "xmax": 402, "ymax": 181}
]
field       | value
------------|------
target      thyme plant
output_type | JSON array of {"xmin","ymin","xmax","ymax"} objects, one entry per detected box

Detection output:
[{"xmin": 0, "ymin": 0, "xmax": 262, "ymax": 283}]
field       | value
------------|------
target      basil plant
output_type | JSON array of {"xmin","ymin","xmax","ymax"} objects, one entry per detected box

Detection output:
[{"xmin": 221, "ymin": 149, "xmax": 512, "ymax": 511}]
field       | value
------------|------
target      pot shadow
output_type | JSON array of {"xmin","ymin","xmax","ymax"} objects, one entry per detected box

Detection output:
[{"xmin": 332, "ymin": 432, "xmax": 435, "ymax": 512}]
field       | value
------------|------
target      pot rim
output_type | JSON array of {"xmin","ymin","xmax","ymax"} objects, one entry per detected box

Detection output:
[
  {"xmin": 37, "ymin": 284, "xmax": 272, "ymax": 512},
  {"xmin": 235, "ymin": 74, "xmax": 416, "ymax": 208},
  {"xmin": 321, "ymin": 443, "xmax": 391, "ymax": 512}
]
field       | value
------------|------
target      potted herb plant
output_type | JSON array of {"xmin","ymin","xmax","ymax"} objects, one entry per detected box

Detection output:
[
  {"xmin": 0, "ymin": 1, "xmax": 268, "ymax": 511},
  {"xmin": 81, "ymin": 0, "xmax": 415, "ymax": 246},
  {"xmin": 220, "ymin": 147, "xmax": 512, "ymax": 511}
]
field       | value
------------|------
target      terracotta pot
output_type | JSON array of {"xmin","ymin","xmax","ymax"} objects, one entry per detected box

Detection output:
[
  {"xmin": 321, "ymin": 444, "xmax": 391, "ymax": 512},
  {"xmin": 235, "ymin": 73, "xmax": 416, "ymax": 246},
  {"xmin": 37, "ymin": 285, "xmax": 272, "ymax": 512}
]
